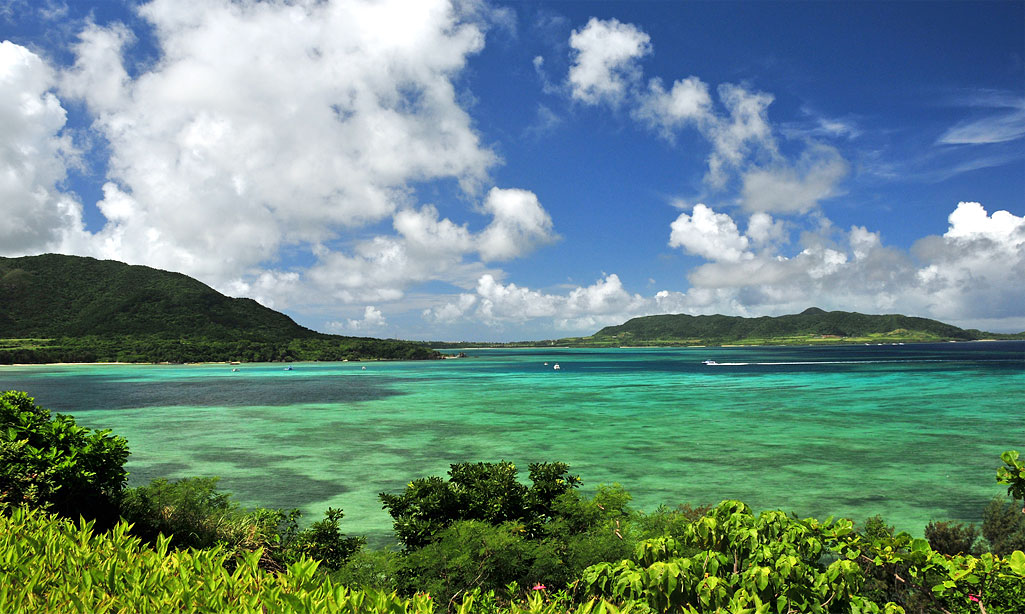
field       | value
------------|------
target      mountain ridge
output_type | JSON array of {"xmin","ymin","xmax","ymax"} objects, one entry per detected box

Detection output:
[
  {"xmin": 586, "ymin": 308, "xmax": 1023, "ymax": 346},
  {"xmin": 0, "ymin": 254, "xmax": 439, "ymax": 363}
]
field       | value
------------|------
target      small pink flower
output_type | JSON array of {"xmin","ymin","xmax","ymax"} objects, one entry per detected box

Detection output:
[
  {"xmin": 969, "ymin": 594, "xmax": 980, "ymax": 603},
  {"xmin": 532, "ymin": 583, "xmax": 546, "ymax": 591}
]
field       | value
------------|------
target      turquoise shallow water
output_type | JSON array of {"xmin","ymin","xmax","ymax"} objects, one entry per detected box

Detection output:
[{"xmin": 2, "ymin": 341, "xmax": 1022, "ymax": 543}]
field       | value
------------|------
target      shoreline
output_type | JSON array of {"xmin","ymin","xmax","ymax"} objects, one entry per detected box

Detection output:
[{"xmin": 4, "ymin": 338, "xmax": 1022, "ymax": 367}]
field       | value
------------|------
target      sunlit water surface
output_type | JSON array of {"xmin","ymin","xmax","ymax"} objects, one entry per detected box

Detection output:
[{"xmin": 2, "ymin": 342, "xmax": 1022, "ymax": 544}]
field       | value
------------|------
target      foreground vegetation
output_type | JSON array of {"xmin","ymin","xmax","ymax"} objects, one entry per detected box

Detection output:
[
  {"xmin": 2, "ymin": 390, "xmax": 1024, "ymax": 612},
  {"xmin": 0, "ymin": 254, "xmax": 440, "ymax": 363}
]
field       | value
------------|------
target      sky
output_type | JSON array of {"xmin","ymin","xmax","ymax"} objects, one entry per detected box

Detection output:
[{"xmin": 2, "ymin": 0, "xmax": 1024, "ymax": 341}]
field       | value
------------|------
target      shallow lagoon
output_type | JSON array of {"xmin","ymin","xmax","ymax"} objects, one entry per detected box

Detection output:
[{"xmin": 2, "ymin": 341, "xmax": 1022, "ymax": 543}]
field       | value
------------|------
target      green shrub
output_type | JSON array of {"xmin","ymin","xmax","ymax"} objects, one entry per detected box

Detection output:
[
  {"xmin": 380, "ymin": 461, "xmax": 581, "ymax": 550},
  {"xmin": 283, "ymin": 507, "xmax": 365, "ymax": 571},
  {"xmin": 399, "ymin": 520, "xmax": 538, "ymax": 604},
  {"xmin": 121, "ymin": 477, "xmax": 363, "ymax": 571},
  {"xmin": 983, "ymin": 496, "xmax": 1025, "ymax": 556},
  {"xmin": 0, "ymin": 390, "xmax": 128, "ymax": 527},
  {"xmin": 924, "ymin": 520, "xmax": 980, "ymax": 555},
  {"xmin": 119, "ymin": 476, "xmax": 291, "ymax": 556},
  {"xmin": 331, "ymin": 548, "xmax": 402, "ymax": 591}
]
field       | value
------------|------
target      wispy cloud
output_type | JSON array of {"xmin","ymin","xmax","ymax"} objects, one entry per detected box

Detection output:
[
  {"xmin": 938, "ymin": 108, "xmax": 1025, "ymax": 144},
  {"xmin": 937, "ymin": 90, "xmax": 1025, "ymax": 145}
]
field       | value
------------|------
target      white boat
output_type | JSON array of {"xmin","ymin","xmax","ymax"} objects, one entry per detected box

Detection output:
[
  {"xmin": 553, "ymin": 363, "xmax": 561, "ymax": 370},
  {"xmin": 702, "ymin": 360, "xmax": 718, "ymax": 365},
  {"xmin": 283, "ymin": 366, "xmax": 293, "ymax": 371}
]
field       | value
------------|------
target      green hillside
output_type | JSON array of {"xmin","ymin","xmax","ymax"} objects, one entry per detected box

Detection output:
[
  {"xmin": 0, "ymin": 254, "xmax": 313, "ymax": 340},
  {"xmin": 582, "ymin": 307, "xmax": 1023, "ymax": 346},
  {"xmin": 0, "ymin": 254, "xmax": 439, "ymax": 363}
]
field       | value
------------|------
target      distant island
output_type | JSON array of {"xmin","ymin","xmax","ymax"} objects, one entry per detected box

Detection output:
[
  {"xmin": 0, "ymin": 254, "xmax": 440, "ymax": 364},
  {"xmin": 430, "ymin": 307, "xmax": 1025, "ymax": 349}
]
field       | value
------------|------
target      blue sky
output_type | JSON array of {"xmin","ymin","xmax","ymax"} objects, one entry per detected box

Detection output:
[{"xmin": 2, "ymin": 0, "xmax": 1023, "ymax": 340}]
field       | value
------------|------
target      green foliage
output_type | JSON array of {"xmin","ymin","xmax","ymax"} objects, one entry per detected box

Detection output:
[
  {"xmin": 982, "ymin": 497, "xmax": 1025, "ymax": 557},
  {"xmin": 0, "ymin": 506, "xmax": 424, "ymax": 614},
  {"xmin": 579, "ymin": 499, "xmax": 1025, "ymax": 614},
  {"xmin": 120, "ymin": 477, "xmax": 285, "ymax": 552},
  {"xmin": 997, "ymin": 450, "xmax": 1025, "ymax": 502},
  {"xmin": 399, "ymin": 520, "xmax": 538, "ymax": 604},
  {"xmin": 331, "ymin": 548, "xmax": 403, "ymax": 591},
  {"xmin": 631, "ymin": 503, "xmax": 715, "ymax": 541},
  {"xmin": 380, "ymin": 461, "xmax": 581, "ymax": 550},
  {"xmin": 924, "ymin": 521, "xmax": 979, "ymax": 556},
  {"xmin": 284, "ymin": 507, "xmax": 366, "ymax": 571},
  {"xmin": 0, "ymin": 390, "xmax": 128, "ymax": 527},
  {"xmin": 0, "ymin": 506, "xmax": 639, "ymax": 614},
  {"xmin": 860, "ymin": 515, "xmax": 896, "ymax": 540},
  {"xmin": 121, "ymin": 477, "xmax": 363, "ymax": 571},
  {"xmin": 579, "ymin": 500, "xmax": 894, "ymax": 613}
]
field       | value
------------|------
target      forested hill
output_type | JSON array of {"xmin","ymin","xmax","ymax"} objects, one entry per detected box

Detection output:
[
  {"xmin": 0, "ymin": 254, "xmax": 313, "ymax": 340},
  {"xmin": 0, "ymin": 254, "xmax": 439, "ymax": 363},
  {"xmin": 588, "ymin": 307, "xmax": 1023, "ymax": 346}
]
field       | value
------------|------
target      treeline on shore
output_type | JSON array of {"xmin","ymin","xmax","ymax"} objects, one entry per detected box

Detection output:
[
  {"xmin": 0, "ymin": 335, "xmax": 441, "ymax": 364},
  {"xmin": 2, "ymin": 390, "xmax": 1024, "ymax": 613}
]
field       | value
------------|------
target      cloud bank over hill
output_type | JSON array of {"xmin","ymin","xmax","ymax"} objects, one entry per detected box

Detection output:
[{"xmin": 1, "ymin": 2, "xmax": 1022, "ymax": 338}]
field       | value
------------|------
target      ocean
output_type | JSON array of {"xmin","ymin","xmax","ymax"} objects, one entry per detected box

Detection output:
[{"xmin": 2, "ymin": 341, "xmax": 1022, "ymax": 543}]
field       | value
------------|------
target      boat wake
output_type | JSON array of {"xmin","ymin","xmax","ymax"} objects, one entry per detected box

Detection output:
[{"xmin": 703, "ymin": 359, "xmax": 991, "ymax": 366}]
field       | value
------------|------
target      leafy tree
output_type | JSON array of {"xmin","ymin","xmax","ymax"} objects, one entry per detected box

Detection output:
[
  {"xmin": 380, "ymin": 461, "xmax": 581, "ymax": 550},
  {"xmin": 983, "ymin": 497, "xmax": 1025, "ymax": 557},
  {"xmin": 283, "ymin": 507, "xmax": 365, "ymax": 571},
  {"xmin": 997, "ymin": 450, "xmax": 1025, "ymax": 504},
  {"xmin": 924, "ymin": 520, "xmax": 979, "ymax": 555},
  {"xmin": 398, "ymin": 520, "xmax": 538, "ymax": 604},
  {"xmin": 0, "ymin": 390, "xmax": 128, "ymax": 527},
  {"xmin": 860, "ymin": 514, "xmax": 896, "ymax": 540}
]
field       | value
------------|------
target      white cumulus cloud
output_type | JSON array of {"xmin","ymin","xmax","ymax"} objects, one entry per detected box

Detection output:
[
  {"xmin": 51, "ymin": 0, "xmax": 499, "ymax": 286},
  {"xmin": 337, "ymin": 306, "xmax": 386, "ymax": 331},
  {"xmin": 0, "ymin": 41, "xmax": 85, "ymax": 255},
  {"xmin": 477, "ymin": 187, "xmax": 558, "ymax": 261},
  {"xmin": 567, "ymin": 17, "xmax": 651, "ymax": 105},
  {"xmin": 669, "ymin": 204, "xmax": 752, "ymax": 263}
]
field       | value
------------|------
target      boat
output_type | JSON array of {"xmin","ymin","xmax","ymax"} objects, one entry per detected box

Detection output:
[
  {"xmin": 553, "ymin": 363, "xmax": 561, "ymax": 370},
  {"xmin": 231, "ymin": 368, "xmax": 239, "ymax": 372},
  {"xmin": 702, "ymin": 360, "xmax": 718, "ymax": 366},
  {"xmin": 283, "ymin": 366, "xmax": 293, "ymax": 371}
]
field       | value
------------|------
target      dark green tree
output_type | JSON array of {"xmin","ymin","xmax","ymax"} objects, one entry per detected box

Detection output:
[
  {"xmin": 0, "ymin": 390, "xmax": 129, "ymax": 527},
  {"xmin": 924, "ymin": 520, "xmax": 979, "ymax": 555},
  {"xmin": 379, "ymin": 461, "xmax": 580, "ymax": 550},
  {"xmin": 982, "ymin": 497, "xmax": 1025, "ymax": 557},
  {"xmin": 283, "ymin": 507, "xmax": 365, "ymax": 571}
]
